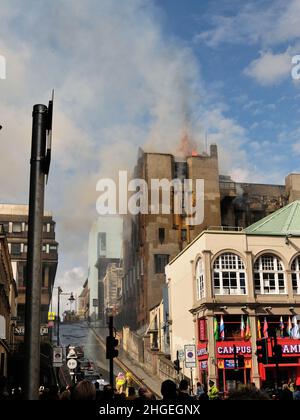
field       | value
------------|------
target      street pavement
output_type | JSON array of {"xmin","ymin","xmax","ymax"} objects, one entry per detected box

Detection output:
[
  {"xmin": 57, "ymin": 321, "xmax": 162, "ymax": 398},
  {"xmin": 58, "ymin": 321, "xmax": 130, "ymax": 387}
]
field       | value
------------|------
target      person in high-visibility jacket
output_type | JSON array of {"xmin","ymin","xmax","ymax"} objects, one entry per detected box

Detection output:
[
  {"xmin": 116, "ymin": 372, "xmax": 126, "ymax": 394},
  {"xmin": 208, "ymin": 380, "xmax": 219, "ymax": 400},
  {"xmin": 125, "ymin": 372, "xmax": 133, "ymax": 388}
]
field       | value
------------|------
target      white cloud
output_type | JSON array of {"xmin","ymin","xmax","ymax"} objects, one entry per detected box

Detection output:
[
  {"xmin": 244, "ymin": 50, "xmax": 293, "ymax": 85},
  {"xmin": 196, "ymin": 0, "xmax": 300, "ymax": 48},
  {"xmin": 293, "ymin": 142, "xmax": 300, "ymax": 155}
]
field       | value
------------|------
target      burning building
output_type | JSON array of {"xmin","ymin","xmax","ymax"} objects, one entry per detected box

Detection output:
[{"xmin": 120, "ymin": 144, "xmax": 300, "ymax": 332}]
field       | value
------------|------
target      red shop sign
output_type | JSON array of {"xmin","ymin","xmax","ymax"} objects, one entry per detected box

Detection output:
[
  {"xmin": 197, "ymin": 343, "xmax": 208, "ymax": 360},
  {"xmin": 216, "ymin": 341, "xmax": 252, "ymax": 358},
  {"xmin": 275, "ymin": 338, "xmax": 300, "ymax": 357}
]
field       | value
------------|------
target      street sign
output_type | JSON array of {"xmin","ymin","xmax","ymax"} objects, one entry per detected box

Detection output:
[
  {"xmin": 184, "ymin": 344, "xmax": 197, "ymax": 368},
  {"xmin": 67, "ymin": 346, "xmax": 77, "ymax": 359},
  {"xmin": 53, "ymin": 346, "xmax": 63, "ymax": 367},
  {"xmin": 48, "ymin": 311, "xmax": 56, "ymax": 321},
  {"xmin": 14, "ymin": 325, "xmax": 49, "ymax": 336},
  {"xmin": 178, "ymin": 350, "xmax": 185, "ymax": 361},
  {"xmin": 67, "ymin": 358, "xmax": 77, "ymax": 370}
]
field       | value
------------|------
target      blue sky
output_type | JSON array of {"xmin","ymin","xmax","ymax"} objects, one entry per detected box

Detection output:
[
  {"xmin": 155, "ymin": 0, "xmax": 300, "ymax": 181},
  {"xmin": 0, "ymin": 0, "xmax": 300, "ymax": 300}
]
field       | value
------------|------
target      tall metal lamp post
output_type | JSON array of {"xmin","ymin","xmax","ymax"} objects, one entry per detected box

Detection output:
[{"xmin": 56, "ymin": 288, "xmax": 74, "ymax": 345}]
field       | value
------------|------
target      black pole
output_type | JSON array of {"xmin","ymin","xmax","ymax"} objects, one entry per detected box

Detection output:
[
  {"xmin": 57, "ymin": 289, "xmax": 60, "ymax": 346},
  {"xmin": 273, "ymin": 336, "xmax": 280, "ymax": 391},
  {"xmin": 109, "ymin": 316, "xmax": 114, "ymax": 388},
  {"xmin": 24, "ymin": 104, "xmax": 48, "ymax": 400}
]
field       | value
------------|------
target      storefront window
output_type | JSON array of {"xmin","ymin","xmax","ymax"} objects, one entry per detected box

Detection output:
[
  {"xmin": 291, "ymin": 256, "xmax": 300, "ymax": 294},
  {"xmin": 196, "ymin": 259, "xmax": 205, "ymax": 299},
  {"xmin": 213, "ymin": 253, "xmax": 246, "ymax": 295},
  {"xmin": 254, "ymin": 254, "xmax": 286, "ymax": 294}
]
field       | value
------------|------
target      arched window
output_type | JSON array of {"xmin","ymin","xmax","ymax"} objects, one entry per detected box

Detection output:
[
  {"xmin": 213, "ymin": 253, "xmax": 246, "ymax": 295},
  {"xmin": 254, "ymin": 254, "xmax": 285, "ymax": 294},
  {"xmin": 196, "ymin": 259, "xmax": 205, "ymax": 300},
  {"xmin": 291, "ymin": 256, "xmax": 300, "ymax": 295}
]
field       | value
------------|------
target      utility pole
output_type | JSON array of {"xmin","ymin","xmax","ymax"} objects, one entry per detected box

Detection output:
[
  {"xmin": 24, "ymin": 94, "xmax": 53, "ymax": 400},
  {"xmin": 57, "ymin": 287, "xmax": 62, "ymax": 346}
]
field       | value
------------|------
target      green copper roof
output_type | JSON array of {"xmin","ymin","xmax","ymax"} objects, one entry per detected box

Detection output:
[{"xmin": 244, "ymin": 200, "xmax": 300, "ymax": 236}]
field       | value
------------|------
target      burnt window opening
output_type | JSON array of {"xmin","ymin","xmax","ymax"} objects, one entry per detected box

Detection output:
[
  {"xmin": 158, "ymin": 228, "xmax": 165, "ymax": 244},
  {"xmin": 154, "ymin": 254, "xmax": 169, "ymax": 274}
]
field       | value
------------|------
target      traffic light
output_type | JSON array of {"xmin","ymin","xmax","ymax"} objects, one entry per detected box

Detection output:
[
  {"xmin": 106, "ymin": 335, "xmax": 119, "ymax": 359},
  {"xmin": 237, "ymin": 354, "xmax": 245, "ymax": 368},
  {"xmin": 173, "ymin": 358, "xmax": 181, "ymax": 373},
  {"xmin": 256, "ymin": 338, "xmax": 268, "ymax": 364},
  {"xmin": 273, "ymin": 343, "xmax": 283, "ymax": 363}
]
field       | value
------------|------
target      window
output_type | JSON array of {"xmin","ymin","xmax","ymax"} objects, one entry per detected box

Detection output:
[
  {"xmin": 49, "ymin": 245, "xmax": 57, "ymax": 253},
  {"xmin": 1, "ymin": 223, "xmax": 9, "ymax": 233},
  {"xmin": 291, "ymin": 256, "xmax": 300, "ymax": 294},
  {"xmin": 196, "ymin": 259, "xmax": 205, "ymax": 300},
  {"xmin": 213, "ymin": 253, "xmax": 246, "ymax": 295},
  {"xmin": 12, "ymin": 223, "xmax": 22, "ymax": 233},
  {"xmin": 181, "ymin": 229, "xmax": 187, "ymax": 242},
  {"xmin": 98, "ymin": 233, "xmax": 106, "ymax": 257},
  {"xmin": 254, "ymin": 254, "xmax": 285, "ymax": 294},
  {"xmin": 154, "ymin": 254, "xmax": 169, "ymax": 274},
  {"xmin": 11, "ymin": 243, "xmax": 21, "ymax": 255},
  {"xmin": 158, "ymin": 228, "xmax": 165, "ymax": 244}
]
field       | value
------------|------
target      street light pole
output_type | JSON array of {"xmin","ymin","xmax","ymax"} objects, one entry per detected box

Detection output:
[
  {"xmin": 57, "ymin": 287, "xmax": 62, "ymax": 346},
  {"xmin": 24, "ymin": 99, "xmax": 53, "ymax": 400}
]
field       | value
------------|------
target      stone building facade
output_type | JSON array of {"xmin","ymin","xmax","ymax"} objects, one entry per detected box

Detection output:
[
  {"xmin": 121, "ymin": 145, "xmax": 300, "ymax": 331},
  {"xmin": 0, "ymin": 225, "xmax": 17, "ymax": 377},
  {"xmin": 0, "ymin": 204, "xmax": 58, "ymax": 324}
]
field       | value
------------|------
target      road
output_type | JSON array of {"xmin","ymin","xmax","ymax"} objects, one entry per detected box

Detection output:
[{"xmin": 58, "ymin": 321, "xmax": 131, "ymax": 388}]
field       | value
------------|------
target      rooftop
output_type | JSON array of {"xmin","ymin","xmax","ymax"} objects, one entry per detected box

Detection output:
[
  {"xmin": 0, "ymin": 204, "xmax": 52, "ymax": 217},
  {"xmin": 244, "ymin": 200, "xmax": 300, "ymax": 236}
]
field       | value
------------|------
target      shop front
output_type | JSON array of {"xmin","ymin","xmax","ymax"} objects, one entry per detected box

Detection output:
[
  {"xmin": 259, "ymin": 338, "xmax": 300, "ymax": 387},
  {"xmin": 197, "ymin": 341, "xmax": 253, "ymax": 393}
]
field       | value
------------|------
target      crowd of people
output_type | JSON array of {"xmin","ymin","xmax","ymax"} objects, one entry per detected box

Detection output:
[{"xmin": 1, "ymin": 374, "xmax": 300, "ymax": 401}]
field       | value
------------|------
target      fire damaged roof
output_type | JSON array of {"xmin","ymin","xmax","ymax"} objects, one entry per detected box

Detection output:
[{"xmin": 244, "ymin": 200, "xmax": 300, "ymax": 236}]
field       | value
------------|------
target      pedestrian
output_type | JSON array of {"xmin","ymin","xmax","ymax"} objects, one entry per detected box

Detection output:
[
  {"xmin": 161, "ymin": 380, "xmax": 177, "ymax": 400},
  {"xmin": 60, "ymin": 389, "xmax": 71, "ymax": 400},
  {"xmin": 125, "ymin": 371, "xmax": 134, "ymax": 391},
  {"xmin": 293, "ymin": 385, "xmax": 300, "ymax": 400},
  {"xmin": 227, "ymin": 385, "xmax": 270, "ymax": 400},
  {"xmin": 126, "ymin": 387, "xmax": 136, "ymax": 401},
  {"xmin": 178, "ymin": 379, "xmax": 194, "ymax": 401},
  {"xmin": 72, "ymin": 380, "xmax": 96, "ymax": 400},
  {"xmin": 195, "ymin": 381, "xmax": 204, "ymax": 398},
  {"xmin": 208, "ymin": 380, "xmax": 219, "ymax": 400},
  {"xmin": 279, "ymin": 383, "xmax": 294, "ymax": 400},
  {"xmin": 116, "ymin": 372, "xmax": 126, "ymax": 394},
  {"xmin": 288, "ymin": 380, "xmax": 295, "ymax": 393}
]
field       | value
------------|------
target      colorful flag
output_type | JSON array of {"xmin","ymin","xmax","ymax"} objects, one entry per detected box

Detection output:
[
  {"xmin": 220, "ymin": 315, "xmax": 225, "ymax": 341},
  {"xmin": 291, "ymin": 316, "xmax": 300, "ymax": 339},
  {"xmin": 257, "ymin": 319, "xmax": 262, "ymax": 339},
  {"xmin": 245, "ymin": 316, "xmax": 251, "ymax": 340},
  {"xmin": 214, "ymin": 317, "xmax": 219, "ymax": 341},
  {"xmin": 279, "ymin": 316, "xmax": 284, "ymax": 338},
  {"xmin": 263, "ymin": 317, "xmax": 268, "ymax": 338},
  {"xmin": 287, "ymin": 316, "xmax": 292, "ymax": 338},
  {"xmin": 240, "ymin": 315, "xmax": 245, "ymax": 339}
]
